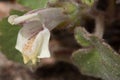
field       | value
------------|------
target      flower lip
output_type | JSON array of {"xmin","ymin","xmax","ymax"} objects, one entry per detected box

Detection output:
[{"xmin": 15, "ymin": 25, "xmax": 51, "ymax": 64}]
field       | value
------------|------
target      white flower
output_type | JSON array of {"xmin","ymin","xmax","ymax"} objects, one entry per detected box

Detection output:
[{"xmin": 8, "ymin": 8, "xmax": 68, "ymax": 64}]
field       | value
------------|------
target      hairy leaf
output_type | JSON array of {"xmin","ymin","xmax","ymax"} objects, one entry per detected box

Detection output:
[{"xmin": 73, "ymin": 27, "xmax": 120, "ymax": 80}]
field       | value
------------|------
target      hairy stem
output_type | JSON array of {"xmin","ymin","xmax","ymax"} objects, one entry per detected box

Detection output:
[{"xmin": 94, "ymin": 14, "xmax": 104, "ymax": 38}]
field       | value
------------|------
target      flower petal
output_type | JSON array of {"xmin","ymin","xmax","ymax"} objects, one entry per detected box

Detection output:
[
  {"xmin": 37, "ymin": 27, "xmax": 50, "ymax": 58},
  {"xmin": 37, "ymin": 8, "xmax": 68, "ymax": 30},
  {"xmin": 24, "ymin": 27, "xmax": 50, "ymax": 64},
  {"xmin": 22, "ymin": 54, "xmax": 30, "ymax": 64},
  {"xmin": 15, "ymin": 21, "xmax": 43, "ymax": 53},
  {"xmin": 9, "ymin": 8, "xmax": 68, "ymax": 30},
  {"xmin": 8, "ymin": 13, "xmax": 38, "ymax": 25},
  {"xmin": 25, "ymin": 8, "xmax": 68, "ymax": 30},
  {"xmin": 15, "ymin": 23, "xmax": 50, "ymax": 64}
]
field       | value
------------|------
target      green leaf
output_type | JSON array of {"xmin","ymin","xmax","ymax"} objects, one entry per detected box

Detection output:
[
  {"xmin": 74, "ymin": 27, "xmax": 92, "ymax": 47},
  {"xmin": 48, "ymin": 0, "xmax": 77, "ymax": 14},
  {"xmin": 0, "ymin": 10, "xmax": 24, "ymax": 63},
  {"xmin": 81, "ymin": 0, "xmax": 95, "ymax": 7},
  {"xmin": 73, "ymin": 27, "xmax": 120, "ymax": 80},
  {"xmin": 17, "ymin": 0, "xmax": 48, "ymax": 9}
]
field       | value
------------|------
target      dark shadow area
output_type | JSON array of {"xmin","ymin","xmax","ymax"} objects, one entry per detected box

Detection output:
[{"xmin": 35, "ymin": 61, "xmax": 101, "ymax": 80}]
